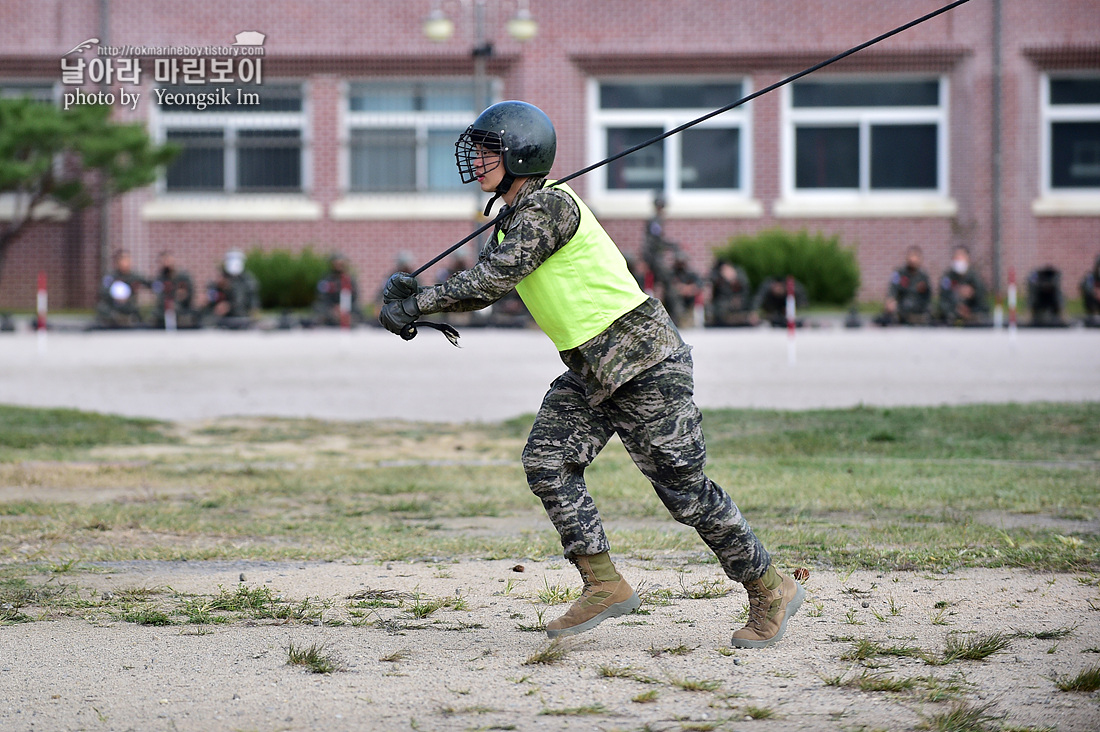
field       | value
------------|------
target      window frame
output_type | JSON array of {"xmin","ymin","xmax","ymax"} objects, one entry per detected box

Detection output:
[
  {"xmin": 586, "ymin": 76, "xmax": 756, "ymax": 217},
  {"xmin": 779, "ymin": 74, "xmax": 952, "ymax": 216},
  {"xmin": 340, "ymin": 77, "xmax": 498, "ymax": 196},
  {"xmin": 151, "ymin": 81, "xmax": 311, "ymax": 195},
  {"xmin": 1040, "ymin": 71, "xmax": 1100, "ymax": 198}
]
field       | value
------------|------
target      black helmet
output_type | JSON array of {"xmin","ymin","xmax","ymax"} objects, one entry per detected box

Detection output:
[{"xmin": 455, "ymin": 101, "xmax": 556, "ymax": 191}]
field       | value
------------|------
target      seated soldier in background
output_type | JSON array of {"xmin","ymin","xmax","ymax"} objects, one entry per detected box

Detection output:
[
  {"xmin": 150, "ymin": 251, "xmax": 198, "ymax": 329},
  {"xmin": 204, "ymin": 249, "xmax": 261, "ymax": 329},
  {"xmin": 938, "ymin": 245, "xmax": 990, "ymax": 326},
  {"xmin": 310, "ymin": 253, "xmax": 361, "ymax": 327},
  {"xmin": 751, "ymin": 276, "xmax": 807, "ymax": 328},
  {"xmin": 1081, "ymin": 255, "xmax": 1100, "ymax": 327},
  {"xmin": 1026, "ymin": 266, "xmax": 1066, "ymax": 327},
  {"xmin": 708, "ymin": 260, "xmax": 753, "ymax": 327},
  {"xmin": 95, "ymin": 249, "xmax": 147, "ymax": 328},
  {"xmin": 875, "ymin": 245, "xmax": 932, "ymax": 325},
  {"xmin": 668, "ymin": 253, "xmax": 703, "ymax": 328}
]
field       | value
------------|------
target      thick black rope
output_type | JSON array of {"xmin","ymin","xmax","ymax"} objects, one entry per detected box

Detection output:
[{"xmin": 402, "ymin": 0, "xmax": 971, "ymax": 342}]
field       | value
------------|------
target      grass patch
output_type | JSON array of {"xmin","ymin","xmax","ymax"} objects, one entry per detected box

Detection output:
[
  {"xmin": 1052, "ymin": 665, "xmax": 1100, "ymax": 692},
  {"xmin": 286, "ymin": 642, "xmax": 344, "ymax": 674},
  {"xmin": 523, "ymin": 638, "xmax": 572, "ymax": 666},
  {"xmin": 840, "ymin": 637, "xmax": 923, "ymax": 663},
  {"xmin": 667, "ymin": 676, "xmax": 723, "ymax": 692},
  {"xmin": 917, "ymin": 701, "xmax": 1002, "ymax": 732},
  {"xmin": 119, "ymin": 607, "xmax": 173, "ymax": 626},
  {"xmin": 0, "ymin": 403, "xmax": 1096, "ymax": 571},
  {"xmin": 930, "ymin": 632, "xmax": 1013, "ymax": 665},
  {"xmin": 1014, "ymin": 625, "xmax": 1076, "ymax": 640},
  {"xmin": 0, "ymin": 405, "xmax": 168, "ymax": 453},
  {"xmin": 743, "ymin": 705, "xmax": 776, "ymax": 719},
  {"xmin": 537, "ymin": 579, "xmax": 579, "ymax": 605},
  {"xmin": 539, "ymin": 703, "xmax": 607, "ymax": 716}
]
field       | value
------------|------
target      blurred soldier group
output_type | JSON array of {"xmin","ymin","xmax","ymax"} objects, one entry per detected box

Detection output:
[
  {"xmin": 94, "ymin": 248, "xmax": 262, "ymax": 330},
  {"xmin": 87, "ymin": 235, "xmax": 1100, "ymax": 333}
]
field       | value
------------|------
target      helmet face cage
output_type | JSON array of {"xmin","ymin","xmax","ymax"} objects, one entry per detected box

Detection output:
[{"xmin": 455, "ymin": 127, "xmax": 504, "ymax": 184}]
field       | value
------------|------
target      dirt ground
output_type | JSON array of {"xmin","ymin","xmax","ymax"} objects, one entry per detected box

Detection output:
[{"xmin": 2, "ymin": 558, "xmax": 1098, "ymax": 732}]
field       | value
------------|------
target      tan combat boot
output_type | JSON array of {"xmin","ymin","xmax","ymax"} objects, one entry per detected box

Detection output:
[
  {"xmin": 545, "ymin": 552, "xmax": 640, "ymax": 638},
  {"xmin": 730, "ymin": 565, "xmax": 805, "ymax": 648}
]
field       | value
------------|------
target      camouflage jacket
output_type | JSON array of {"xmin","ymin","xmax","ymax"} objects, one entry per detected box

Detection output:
[
  {"xmin": 887, "ymin": 266, "xmax": 932, "ymax": 315},
  {"xmin": 98, "ymin": 269, "xmax": 147, "ymax": 309},
  {"xmin": 315, "ymin": 272, "xmax": 360, "ymax": 309},
  {"xmin": 939, "ymin": 268, "xmax": 988, "ymax": 313},
  {"xmin": 415, "ymin": 177, "xmax": 684, "ymax": 404}
]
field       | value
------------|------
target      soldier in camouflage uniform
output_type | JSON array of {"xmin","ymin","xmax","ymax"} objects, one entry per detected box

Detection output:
[
  {"xmin": 708, "ymin": 260, "xmax": 753, "ymax": 327},
  {"xmin": 381, "ymin": 101, "xmax": 803, "ymax": 648},
  {"xmin": 150, "ymin": 251, "xmax": 198, "ymax": 329},
  {"xmin": 938, "ymin": 245, "xmax": 990, "ymax": 326},
  {"xmin": 95, "ymin": 249, "xmax": 148, "ymax": 328},
  {"xmin": 642, "ymin": 192, "xmax": 682, "ymax": 311},
  {"xmin": 311, "ymin": 253, "xmax": 361, "ymax": 327},
  {"xmin": 875, "ymin": 246, "xmax": 932, "ymax": 326},
  {"xmin": 1080, "ymin": 255, "xmax": 1100, "ymax": 326},
  {"xmin": 204, "ymin": 250, "xmax": 261, "ymax": 329}
]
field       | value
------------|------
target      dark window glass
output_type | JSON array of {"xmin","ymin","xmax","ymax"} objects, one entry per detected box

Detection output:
[
  {"xmin": 0, "ymin": 84, "xmax": 54, "ymax": 102},
  {"xmin": 792, "ymin": 80, "xmax": 939, "ymax": 108},
  {"xmin": 680, "ymin": 128, "xmax": 739, "ymax": 189},
  {"xmin": 600, "ymin": 83, "xmax": 741, "ymax": 109},
  {"xmin": 237, "ymin": 129, "xmax": 301, "ymax": 191},
  {"xmin": 606, "ymin": 127, "xmax": 664, "ymax": 189},
  {"xmin": 1051, "ymin": 122, "xmax": 1100, "ymax": 188},
  {"xmin": 350, "ymin": 129, "xmax": 416, "ymax": 192},
  {"xmin": 1050, "ymin": 78, "xmax": 1100, "ymax": 106},
  {"xmin": 795, "ymin": 126, "xmax": 859, "ymax": 188},
  {"xmin": 870, "ymin": 124, "xmax": 937, "ymax": 189},
  {"xmin": 165, "ymin": 130, "xmax": 224, "ymax": 191}
]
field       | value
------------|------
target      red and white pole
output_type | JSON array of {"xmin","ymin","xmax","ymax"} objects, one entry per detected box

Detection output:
[
  {"xmin": 36, "ymin": 271, "xmax": 47, "ymax": 332},
  {"xmin": 36, "ymin": 270, "xmax": 47, "ymax": 353},
  {"xmin": 786, "ymin": 275, "xmax": 796, "ymax": 366},
  {"xmin": 339, "ymin": 273, "xmax": 352, "ymax": 330},
  {"xmin": 164, "ymin": 289, "xmax": 177, "ymax": 332}
]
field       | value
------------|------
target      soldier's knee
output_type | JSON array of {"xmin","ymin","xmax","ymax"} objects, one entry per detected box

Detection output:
[{"xmin": 655, "ymin": 472, "xmax": 720, "ymax": 523}]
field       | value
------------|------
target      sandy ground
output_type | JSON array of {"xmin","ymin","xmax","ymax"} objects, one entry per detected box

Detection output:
[
  {"xmin": 1, "ymin": 559, "xmax": 1098, "ymax": 732},
  {"xmin": 0, "ymin": 326, "xmax": 1097, "ymax": 422}
]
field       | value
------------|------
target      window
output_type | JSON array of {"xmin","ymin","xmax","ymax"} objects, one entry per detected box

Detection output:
[
  {"xmin": 156, "ymin": 84, "xmax": 306, "ymax": 193},
  {"xmin": 0, "ymin": 82, "xmax": 56, "ymax": 103},
  {"xmin": 786, "ymin": 78, "xmax": 945, "ymax": 194},
  {"xmin": 345, "ymin": 81, "xmax": 482, "ymax": 193},
  {"xmin": 1043, "ymin": 75, "xmax": 1100, "ymax": 192},
  {"xmin": 591, "ymin": 79, "xmax": 749, "ymax": 196}
]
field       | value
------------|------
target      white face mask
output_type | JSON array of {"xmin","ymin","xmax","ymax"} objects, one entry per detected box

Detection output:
[
  {"xmin": 225, "ymin": 254, "xmax": 245, "ymax": 276},
  {"xmin": 951, "ymin": 259, "xmax": 968, "ymax": 275}
]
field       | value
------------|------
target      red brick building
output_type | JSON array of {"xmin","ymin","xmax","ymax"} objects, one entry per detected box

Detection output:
[{"xmin": 1, "ymin": 0, "xmax": 1098, "ymax": 310}]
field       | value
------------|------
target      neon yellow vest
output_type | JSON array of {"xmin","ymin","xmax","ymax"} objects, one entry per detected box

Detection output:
[{"xmin": 510, "ymin": 183, "xmax": 648, "ymax": 351}]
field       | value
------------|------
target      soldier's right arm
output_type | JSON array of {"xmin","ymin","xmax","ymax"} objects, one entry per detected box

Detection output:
[{"xmin": 416, "ymin": 189, "xmax": 578, "ymax": 315}]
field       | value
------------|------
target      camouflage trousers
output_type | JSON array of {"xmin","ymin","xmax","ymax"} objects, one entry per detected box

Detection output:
[{"xmin": 521, "ymin": 348, "xmax": 771, "ymax": 584}]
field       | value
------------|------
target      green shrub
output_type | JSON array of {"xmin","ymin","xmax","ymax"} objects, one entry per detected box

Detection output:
[
  {"xmin": 245, "ymin": 247, "xmax": 331, "ymax": 309},
  {"xmin": 713, "ymin": 228, "xmax": 861, "ymax": 305}
]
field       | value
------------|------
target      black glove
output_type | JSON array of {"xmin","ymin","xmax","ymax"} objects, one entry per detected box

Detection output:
[
  {"xmin": 379, "ymin": 296, "xmax": 420, "ymax": 337},
  {"xmin": 383, "ymin": 272, "xmax": 419, "ymax": 303}
]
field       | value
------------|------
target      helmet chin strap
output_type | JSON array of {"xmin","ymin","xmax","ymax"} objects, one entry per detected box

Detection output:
[{"xmin": 483, "ymin": 172, "xmax": 516, "ymax": 217}]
